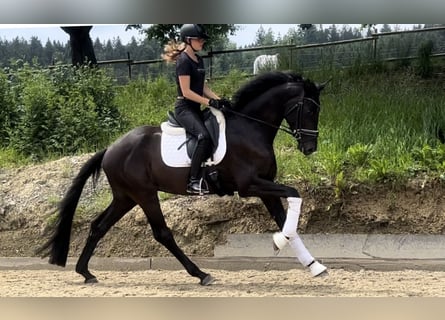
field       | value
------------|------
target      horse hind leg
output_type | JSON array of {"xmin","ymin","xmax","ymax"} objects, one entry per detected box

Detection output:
[
  {"xmin": 139, "ymin": 193, "xmax": 214, "ymax": 286},
  {"xmin": 75, "ymin": 196, "xmax": 136, "ymax": 283}
]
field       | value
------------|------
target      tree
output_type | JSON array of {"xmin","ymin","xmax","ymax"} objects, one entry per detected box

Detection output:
[
  {"xmin": 29, "ymin": 36, "xmax": 44, "ymax": 65},
  {"xmin": 254, "ymin": 26, "xmax": 276, "ymax": 46},
  {"xmin": 127, "ymin": 24, "xmax": 238, "ymax": 47},
  {"xmin": 327, "ymin": 24, "xmax": 340, "ymax": 42},
  {"xmin": 300, "ymin": 24, "xmax": 313, "ymax": 30},
  {"xmin": 61, "ymin": 26, "xmax": 97, "ymax": 66},
  {"xmin": 380, "ymin": 24, "xmax": 392, "ymax": 33},
  {"xmin": 43, "ymin": 39, "xmax": 55, "ymax": 65}
]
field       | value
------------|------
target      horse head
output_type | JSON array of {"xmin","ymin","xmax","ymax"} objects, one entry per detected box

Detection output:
[
  {"xmin": 283, "ymin": 77, "xmax": 328, "ymax": 156},
  {"xmin": 231, "ymin": 71, "xmax": 327, "ymax": 156}
]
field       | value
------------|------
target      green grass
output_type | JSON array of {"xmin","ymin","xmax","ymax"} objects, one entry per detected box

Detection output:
[
  {"xmin": 0, "ymin": 147, "xmax": 32, "ymax": 168},
  {"xmin": 274, "ymin": 68, "xmax": 445, "ymax": 187}
]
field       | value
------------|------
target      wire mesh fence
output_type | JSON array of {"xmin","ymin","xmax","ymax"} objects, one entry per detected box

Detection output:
[{"xmin": 97, "ymin": 26, "xmax": 445, "ymax": 84}]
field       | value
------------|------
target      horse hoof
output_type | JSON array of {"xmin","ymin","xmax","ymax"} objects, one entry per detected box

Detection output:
[
  {"xmin": 200, "ymin": 274, "xmax": 215, "ymax": 286},
  {"xmin": 316, "ymin": 270, "xmax": 329, "ymax": 277},
  {"xmin": 272, "ymin": 232, "xmax": 289, "ymax": 256},
  {"xmin": 309, "ymin": 261, "xmax": 328, "ymax": 277},
  {"xmin": 84, "ymin": 277, "xmax": 98, "ymax": 284}
]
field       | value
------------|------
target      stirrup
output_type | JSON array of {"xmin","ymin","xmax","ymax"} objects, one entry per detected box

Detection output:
[
  {"xmin": 307, "ymin": 260, "xmax": 328, "ymax": 277},
  {"xmin": 272, "ymin": 232, "xmax": 289, "ymax": 256},
  {"xmin": 187, "ymin": 178, "xmax": 209, "ymax": 195}
]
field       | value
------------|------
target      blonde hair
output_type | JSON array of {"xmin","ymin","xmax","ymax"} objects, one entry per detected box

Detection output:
[{"xmin": 161, "ymin": 40, "xmax": 186, "ymax": 63}]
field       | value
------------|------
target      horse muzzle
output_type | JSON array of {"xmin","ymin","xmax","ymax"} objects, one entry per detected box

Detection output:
[
  {"xmin": 298, "ymin": 139, "xmax": 318, "ymax": 156},
  {"xmin": 294, "ymin": 129, "xmax": 318, "ymax": 156},
  {"xmin": 300, "ymin": 144, "xmax": 317, "ymax": 156}
]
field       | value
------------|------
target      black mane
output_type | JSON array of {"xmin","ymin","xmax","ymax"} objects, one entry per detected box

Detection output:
[{"xmin": 232, "ymin": 71, "xmax": 305, "ymax": 109}]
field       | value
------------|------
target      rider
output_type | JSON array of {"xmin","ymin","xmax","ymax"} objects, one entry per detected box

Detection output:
[{"xmin": 162, "ymin": 24, "xmax": 230, "ymax": 194}]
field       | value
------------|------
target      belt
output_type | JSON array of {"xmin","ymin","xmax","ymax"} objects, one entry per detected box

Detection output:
[{"xmin": 177, "ymin": 96, "xmax": 185, "ymax": 100}]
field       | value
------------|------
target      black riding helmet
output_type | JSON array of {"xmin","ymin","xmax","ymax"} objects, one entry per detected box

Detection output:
[{"xmin": 180, "ymin": 24, "xmax": 209, "ymax": 43}]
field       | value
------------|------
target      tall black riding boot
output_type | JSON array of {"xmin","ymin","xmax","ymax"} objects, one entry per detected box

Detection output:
[{"xmin": 187, "ymin": 143, "xmax": 209, "ymax": 194}]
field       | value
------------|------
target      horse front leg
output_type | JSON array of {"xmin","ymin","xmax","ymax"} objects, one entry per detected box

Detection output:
[
  {"xmin": 242, "ymin": 180, "xmax": 328, "ymax": 277},
  {"xmin": 261, "ymin": 196, "xmax": 327, "ymax": 277}
]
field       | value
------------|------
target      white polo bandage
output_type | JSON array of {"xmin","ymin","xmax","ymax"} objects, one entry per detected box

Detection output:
[
  {"xmin": 289, "ymin": 235, "xmax": 314, "ymax": 267},
  {"xmin": 282, "ymin": 197, "xmax": 302, "ymax": 238}
]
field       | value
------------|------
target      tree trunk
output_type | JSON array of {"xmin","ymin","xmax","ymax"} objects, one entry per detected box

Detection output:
[{"xmin": 61, "ymin": 26, "xmax": 97, "ymax": 66}]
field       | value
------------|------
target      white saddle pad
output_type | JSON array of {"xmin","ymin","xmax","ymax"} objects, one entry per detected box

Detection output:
[{"xmin": 160, "ymin": 108, "xmax": 227, "ymax": 168}]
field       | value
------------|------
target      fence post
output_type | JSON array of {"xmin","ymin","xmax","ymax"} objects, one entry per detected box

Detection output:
[
  {"xmin": 289, "ymin": 47, "xmax": 293, "ymax": 70},
  {"xmin": 127, "ymin": 52, "xmax": 132, "ymax": 80},
  {"xmin": 372, "ymin": 35, "xmax": 378, "ymax": 61}
]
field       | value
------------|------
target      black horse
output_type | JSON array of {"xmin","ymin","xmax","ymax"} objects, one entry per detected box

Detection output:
[{"xmin": 38, "ymin": 71, "xmax": 328, "ymax": 285}]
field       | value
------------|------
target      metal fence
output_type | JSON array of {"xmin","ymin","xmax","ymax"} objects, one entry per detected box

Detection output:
[{"xmin": 97, "ymin": 26, "xmax": 445, "ymax": 84}]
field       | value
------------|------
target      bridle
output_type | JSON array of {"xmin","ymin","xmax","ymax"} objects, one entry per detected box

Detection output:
[
  {"xmin": 224, "ymin": 96, "xmax": 321, "ymax": 142},
  {"xmin": 284, "ymin": 97, "xmax": 320, "ymax": 141}
]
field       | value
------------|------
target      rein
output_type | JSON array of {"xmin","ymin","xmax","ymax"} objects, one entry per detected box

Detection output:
[{"xmin": 224, "ymin": 97, "xmax": 320, "ymax": 141}]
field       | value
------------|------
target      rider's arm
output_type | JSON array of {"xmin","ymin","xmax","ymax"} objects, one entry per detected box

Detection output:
[
  {"xmin": 203, "ymin": 82, "xmax": 220, "ymax": 102},
  {"xmin": 178, "ymin": 75, "xmax": 219, "ymax": 106}
]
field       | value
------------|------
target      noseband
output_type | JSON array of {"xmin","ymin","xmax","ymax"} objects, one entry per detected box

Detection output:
[{"xmin": 284, "ymin": 97, "xmax": 320, "ymax": 142}]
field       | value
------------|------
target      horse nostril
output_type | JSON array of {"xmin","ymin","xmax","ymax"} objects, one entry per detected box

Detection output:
[{"xmin": 304, "ymin": 147, "xmax": 317, "ymax": 155}]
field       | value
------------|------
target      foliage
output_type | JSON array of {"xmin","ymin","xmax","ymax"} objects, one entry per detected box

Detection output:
[
  {"xmin": 412, "ymin": 143, "xmax": 445, "ymax": 172},
  {"xmin": 417, "ymin": 40, "xmax": 434, "ymax": 78},
  {"xmin": 2, "ymin": 64, "xmax": 123, "ymax": 160},
  {"xmin": 272, "ymin": 68, "xmax": 445, "ymax": 189},
  {"xmin": 0, "ymin": 71, "xmax": 17, "ymax": 146},
  {"xmin": 131, "ymin": 24, "xmax": 239, "ymax": 46},
  {"xmin": 114, "ymin": 75, "xmax": 176, "ymax": 128}
]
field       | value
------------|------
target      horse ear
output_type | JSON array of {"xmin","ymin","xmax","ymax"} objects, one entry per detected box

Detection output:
[{"xmin": 316, "ymin": 77, "xmax": 333, "ymax": 91}]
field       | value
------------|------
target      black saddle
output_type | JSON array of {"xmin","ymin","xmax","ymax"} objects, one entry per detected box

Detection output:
[{"xmin": 167, "ymin": 108, "xmax": 220, "ymax": 159}]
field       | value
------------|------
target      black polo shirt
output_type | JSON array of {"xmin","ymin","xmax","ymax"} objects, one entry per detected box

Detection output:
[{"xmin": 175, "ymin": 52, "xmax": 206, "ymax": 110}]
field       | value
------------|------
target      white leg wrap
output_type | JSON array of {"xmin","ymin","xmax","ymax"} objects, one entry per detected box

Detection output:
[
  {"xmin": 289, "ymin": 235, "xmax": 314, "ymax": 266},
  {"xmin": 272, "ymin": 197, "xmax": 302, "ymax": 255},
  {"xmin": 272, "ymin": 198, "xmax": 328, "ymax": 276},
  {"xmin": 289, "ymin": 236, "xmax": 328, "ymax": 277},
  {"xmin": 282, "ymin": 197, "xmax": 302, "ymax": 238}
]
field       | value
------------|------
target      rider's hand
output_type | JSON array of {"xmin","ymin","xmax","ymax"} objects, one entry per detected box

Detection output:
[
  {"xmin": 208, "ymin": 98, "xmax": 222, "ymax": 109},
  {"xmin": 209, "ymin": 98, "xmax": 231, "ymax": 110},
  {"xmin": 219, "ymin": 97, "xmax": 232, "ymax": 109}
]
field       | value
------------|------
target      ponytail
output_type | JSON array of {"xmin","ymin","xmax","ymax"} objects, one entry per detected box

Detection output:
[{"xmin": 161, "ymin": 40, "xmax": 186, "ymax": 63}]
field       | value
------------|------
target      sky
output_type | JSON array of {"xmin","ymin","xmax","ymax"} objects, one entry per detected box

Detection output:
[{"xmin": 0, "ymin": 24, "xmax": 417, "ymax": 47}]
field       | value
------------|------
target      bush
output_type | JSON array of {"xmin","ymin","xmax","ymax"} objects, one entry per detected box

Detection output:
[
  {"xmin": 417, "ymin": 40, "xmax": 434, "ymax": 78},
  {"xmin": 114, "ymin": 76, "xmax": 176, "ymax": 128},
  {"xmin": 0, "ymin": 71, "xmax": 17, "ymax": 146},
  {"xmin": 6, "ymin": 65, "xmax": 124, "ymax": 159}
]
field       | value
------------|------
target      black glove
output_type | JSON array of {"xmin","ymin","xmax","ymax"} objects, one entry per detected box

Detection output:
[
  {"xmin": 208, "ymin": 98, "xmax": 222, "ymax": 109},
  {"xmin": 219, "ymin": 97, "xmax": 232, "ymax": 109},
  {"xmin": 209, "ymin": 98, "xmax": 232, "ymax": 110}
]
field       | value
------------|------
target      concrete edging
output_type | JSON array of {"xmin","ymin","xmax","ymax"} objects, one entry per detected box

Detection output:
[
  {"xmin": 2, "ymin": 234, "xmax": 445, "ymax": 272},
  {"xmin": 0, "ymin": 256, "xmax": 444, "ymax": 272}
]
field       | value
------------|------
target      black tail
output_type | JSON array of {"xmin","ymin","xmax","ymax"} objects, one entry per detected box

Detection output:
[{"xmin": 37, "ymin": 149, "xmax": 107, "ymax": 266}]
